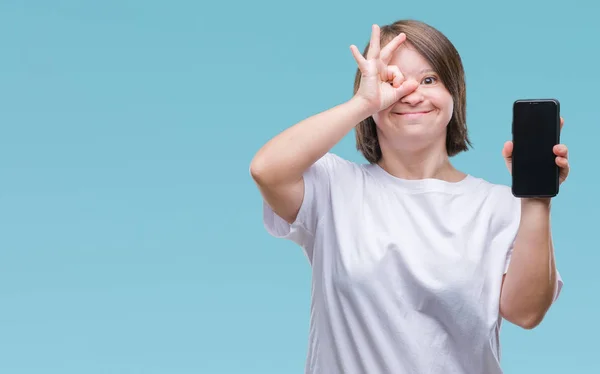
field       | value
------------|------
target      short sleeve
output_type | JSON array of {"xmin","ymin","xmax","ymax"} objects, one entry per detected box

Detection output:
[
  {"xmin": 262, "ymin": 153, "xmax": 341, "ymax": 262},
  {"xmin": 501, "ymin": 189, "xmax": 564, "ymax": 302}
]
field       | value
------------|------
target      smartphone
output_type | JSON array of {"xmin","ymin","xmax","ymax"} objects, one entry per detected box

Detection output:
[{"xmin": 511, "ymin": 99, "xmax": 560, "ymax": 198}]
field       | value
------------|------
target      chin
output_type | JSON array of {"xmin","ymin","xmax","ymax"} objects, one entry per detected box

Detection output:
[
  {"xmin": 384, "ymin": 119, "xmax": 437, "ymax": 136},
  {"xmin": 378, "ymin": 120, "xmax": 447, "ymax": 150}
]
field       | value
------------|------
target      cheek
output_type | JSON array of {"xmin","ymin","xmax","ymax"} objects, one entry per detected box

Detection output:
[
  {"xmin": 372, "ymin": 110, "xmax": 391, "ymax": 128},
  {"xmin": 446, "ymin": 101, "xmax": 454, "ymax": 121},
  {"xmin": 436, "ymin": 94, "xmax": 454, "ymax": 124},
  {"xmin": 372, "ymin": 113, "xmax": 381, "ymax": 124}
]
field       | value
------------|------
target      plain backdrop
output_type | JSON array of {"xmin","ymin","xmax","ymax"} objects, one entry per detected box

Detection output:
[{"xmin": 1, "ymin": 0, "xmax": 597, "ymax": 373}]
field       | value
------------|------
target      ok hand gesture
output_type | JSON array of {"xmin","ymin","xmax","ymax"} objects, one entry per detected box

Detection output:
[{"xmin": 350, "ymin": 24, "xmax": 419, "ymax": 113}]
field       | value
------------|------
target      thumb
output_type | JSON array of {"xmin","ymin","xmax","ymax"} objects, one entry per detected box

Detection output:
[
  {"xmin": 502, "ymin": 141, "xmax": 513, "ymax": 160},
  {"xmin": 502, "ymin": 141, "xmax": 513, "ymax": 173}
]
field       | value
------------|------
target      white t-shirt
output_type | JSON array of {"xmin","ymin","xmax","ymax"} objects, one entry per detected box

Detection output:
[{"xmin": 262, "ymin": 153, "xmax": 563, "ymax": 374}]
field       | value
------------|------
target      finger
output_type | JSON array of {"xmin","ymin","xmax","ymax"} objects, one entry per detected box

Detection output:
[
  {"xmin": 366, "ymin": 24, "xmax": 381, "ymax": 60},
  {"xmin": 560, "ymin": 117, "xmax": 564, "ymax": 131},
  {"xmin": 502, "ymin": 140, "xmax": 513, "ymax": 159},
  {"xmin": 558, "ymin": 157, "xmax": 570, "ymax": 182},
  {"xmin": 386, "ymin": 65, "xmax": 405, "ymax": 87},
  {"xmin": 556, "ymin": 156, "xmax": 569, "ymax": 169},
  {"xmin": 394, "ymin": 78, "xmax": 419, "ymax": 98},
  {"xmin": 350, "ymin": 45, "xmax": 367, "ymax": 70},
  {"xmin": 376, "ymin": 59, "xmax": 388, "ymax": 80},
  {"xmin": 553, "ymin": 144, "xmax": 568, "ymax": 158},
  {"xmin": 380, "ymin": 33, "xmax": 406, "ymax": 64}
]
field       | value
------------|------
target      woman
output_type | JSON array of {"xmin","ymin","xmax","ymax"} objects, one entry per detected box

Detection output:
[{"xmin": 249, "ymin": 19, "xmax": 569, "ymax": 374}]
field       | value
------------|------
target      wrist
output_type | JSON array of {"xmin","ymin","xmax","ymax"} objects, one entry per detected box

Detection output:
[
  {"xmin": 521, "ymin": 197, "xmax": 552, "ymax": 211},
  {"xmin": 348, "ymin": 95, "xmax": 378, "ymax": 119}
]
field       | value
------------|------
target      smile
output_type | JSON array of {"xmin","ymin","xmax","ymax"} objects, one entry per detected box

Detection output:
[{"xmin": 393, "ymin": 110, "xmax": 433, "ymax": 118}]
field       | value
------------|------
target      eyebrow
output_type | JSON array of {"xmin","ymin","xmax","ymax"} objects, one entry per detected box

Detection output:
[{"xmin": 418, "ymin": 68, "xmax": 436, "ymax": 74}]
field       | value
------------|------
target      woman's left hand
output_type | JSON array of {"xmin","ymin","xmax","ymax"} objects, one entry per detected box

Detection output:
[{"xmin": 502, "ymin": 116, "xmax": 570, "ymax": 185}]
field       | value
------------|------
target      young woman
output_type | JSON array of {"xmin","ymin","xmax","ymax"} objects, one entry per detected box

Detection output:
[{"xmin": 250, "ymin": 19, "xmax": 569, "ymax": 374}]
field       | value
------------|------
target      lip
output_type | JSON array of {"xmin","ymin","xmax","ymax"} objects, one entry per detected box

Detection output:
[{"xmin": 393, "ymin": 110, "xmax": 433, "ymax": 117}]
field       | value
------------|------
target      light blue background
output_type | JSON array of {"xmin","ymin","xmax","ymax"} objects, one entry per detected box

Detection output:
[{"xmin": 0, "ymin": 0, "xmax": 597, "ymax": 373}]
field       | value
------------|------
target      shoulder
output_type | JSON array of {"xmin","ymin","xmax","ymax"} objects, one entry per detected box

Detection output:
[
  {"xmin": 474, "ymin": 178, "xmax": 514, "ymax": 199},
  {"xmin": 481, "ymin": 179, "xmax": 518, "ymax": 206},
  {"xmin": 315, "ymin": 152, "xmax": 361, "ymax": 168},
  {"xmin": 471, "ymin": 177, "xmax": 521, "ymax": 225},
  {"xmin": 311, "ymin": 152, "xmax": 366, "ymax": 178}
]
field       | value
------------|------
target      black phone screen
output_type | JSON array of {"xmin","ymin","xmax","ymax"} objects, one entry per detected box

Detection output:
[{"xmin": 512, "ymin": 99, "xmax": 560, "ymax": 197}]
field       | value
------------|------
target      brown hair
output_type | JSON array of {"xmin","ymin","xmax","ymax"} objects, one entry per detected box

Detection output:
[{"xmin": 353, "ymin": 19, "xmax": 471, "ymax": 163}]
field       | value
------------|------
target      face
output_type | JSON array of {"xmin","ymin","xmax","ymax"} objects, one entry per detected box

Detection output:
[{"xmin": 372, "ymin": 43, "xmax": 454, "ymax": 154}]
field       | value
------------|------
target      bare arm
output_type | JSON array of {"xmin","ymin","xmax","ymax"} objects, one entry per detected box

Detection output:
[
  {"xmin": 500, "ymin": 199, "xmax": 557, "ymax": 329},
  {"xmin": 249, "ymin": 25, "xmax": 417, "ymax": 224},
  {"xmin": 249, "ymin": 98, "xmax": 373, "ymax": 223},
  {"xmin": 499, "ymin": 131, "xmax": 570, "ymax": 329}
]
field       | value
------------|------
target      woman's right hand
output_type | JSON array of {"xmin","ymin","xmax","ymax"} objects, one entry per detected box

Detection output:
[{"xmin": 350, "ymin": 24, "xmax": 419, "ymax": 113}]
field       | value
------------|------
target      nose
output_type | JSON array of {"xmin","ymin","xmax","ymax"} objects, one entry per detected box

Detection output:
[{"xmin": 400, "ymin": 87, "xmax": 424, "ymax": 106}]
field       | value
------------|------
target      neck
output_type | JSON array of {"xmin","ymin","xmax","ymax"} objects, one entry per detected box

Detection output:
[{"xmin": 377, "ymin": 139, "xmax": 465, "ymax": 182}]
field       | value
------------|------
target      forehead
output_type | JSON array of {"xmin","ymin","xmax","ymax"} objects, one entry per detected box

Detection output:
[{"xmin": 387, "ymin": 43, "xmax": 434, "ymax": 75}]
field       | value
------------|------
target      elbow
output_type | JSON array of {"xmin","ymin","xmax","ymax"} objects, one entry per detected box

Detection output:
[
  {"xmin": 501, "ymin": 303, "xmax": 549, "ymax": 330},
  {"xmin": 249, "ymin": 159, "xmax": 262, "ymax": 183},
  {"xmin": 249, "ymin": 156, "xmax": 270, "ymax": 185},
  {"xmin": 513, "ymin": 314, "xmax": 545, "ymax": 330},
  {"xmin": 500, "ymin": 281, "xmax": 556, "ymax": 330},
  {"xmin": 250, "ymin": 153, "xmax": 293, "ymax": 187}
]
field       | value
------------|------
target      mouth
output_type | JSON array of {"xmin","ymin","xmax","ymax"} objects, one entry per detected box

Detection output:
[{"xmin": 392, "ymin": 110, "xmax": 433, "ymax": 118}]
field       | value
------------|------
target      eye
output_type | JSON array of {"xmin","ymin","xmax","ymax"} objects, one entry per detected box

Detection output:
[{"xmin": 421, "ymin": 76, "xmax": 438, "ymax": 85}]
